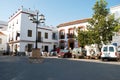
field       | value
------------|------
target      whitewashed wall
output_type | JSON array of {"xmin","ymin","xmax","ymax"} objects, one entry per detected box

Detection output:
[
  {"xmin": 8, "ymin": 7, "xmax": 58, "ymax": 53},
  {"xmin": 110, "ymin": 5, "xmax": 120, "ymax": 47},
  {"xmin": 110, "ymin": 5, "xmax": 120, "ymax": 19},
  {"xmin": 0, "ymin": 35, "xmax": 7, "ymax": 51},
  {"xmin": 58, "ymin": 22, "xmax": 89, "ymax": 41}
]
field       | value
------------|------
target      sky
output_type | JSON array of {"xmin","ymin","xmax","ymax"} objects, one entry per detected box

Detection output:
[{"xmin": 0, "ymin": 0, "xmax": 120, "ymax": 26}]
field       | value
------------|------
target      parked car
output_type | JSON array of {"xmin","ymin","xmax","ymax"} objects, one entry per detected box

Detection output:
[
  {"xmin": 101, "ymin": 45, "xmax": 120, "ymax": 61},
  {"xmin": 58, "ymin": 49, "xmax": 72, "ymax": 58},
  {"xmin": 85, "ymin": 45, "xmax": 100, "ymax": 59},
  {"xmin": 49, "ymin": 49, "xmax": 57, "ymax": 56},
  {"xmin": 89, "ymin": 48, "xmax": 100, "ymax": 59},
  {"xmin": 72, "ymin": 47, "xmax": 84, "ymax": 58},
  {"xmin": 41, "ymin": 51, "xmax": 49, "ymax": 57}
]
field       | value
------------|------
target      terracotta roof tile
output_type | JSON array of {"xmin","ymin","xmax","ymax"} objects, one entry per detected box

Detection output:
[
  {"xmin": 57, "ymin": 18, "xmax": 90, "ymax": 28},
  {"xmin": 0, "ymin": 32, "xmax": 6, "ymax": 36}
]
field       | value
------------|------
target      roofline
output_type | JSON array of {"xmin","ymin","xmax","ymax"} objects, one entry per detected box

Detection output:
[
  {"xmin": 8, "ymin": 11, "xmax": 36, "ymax": 22},
  {"xmin": 0, "ymin": 32, "xmax": 7, "ymax": 36},
  {"xmin": 110, "ymin": 4, "xmax": 120, "ymax": 9},
  {"xmin": 57, "ymin": 18, "xmax": 91, "ymax": 28}
]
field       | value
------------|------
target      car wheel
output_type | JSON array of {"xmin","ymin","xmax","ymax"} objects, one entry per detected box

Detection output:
[
  {"xmin": 73, "ymin": 55, "xmax": 76, "ymax": 58},
  {"xmin": 101, "ymin": 58, "xmax": 108, "ymax": 61},
  {"xmin": 64, "ymin": 54, "xmax": 68, "ymax": 58},
  {"xmin": 116, "ymin": 58, "xmax": 119, "ymax": 61}
]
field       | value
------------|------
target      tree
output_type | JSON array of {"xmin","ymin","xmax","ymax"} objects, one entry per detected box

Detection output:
[
  {"xmin": 114, "ymin": 23, "xmax": 120, "ymax": 32},
  {"xmin": 88, "ymin": 0, "xmax": 118, "ymax": 45},
  {"xmin": 77, "ymin": 0, "xmax": 119, "ymax": 48},
  {"xmin": 77, "ymin": 29, "xmax": 95, "ymax": 47},
  {"xmin": 77, "ymin": 30, "xmax": 86, "ymax": 47}
]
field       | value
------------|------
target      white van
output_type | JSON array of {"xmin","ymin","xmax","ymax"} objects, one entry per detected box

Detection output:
[{"xmin": 101, "ymin": 45, "xmax": 119, "ymax": 61}]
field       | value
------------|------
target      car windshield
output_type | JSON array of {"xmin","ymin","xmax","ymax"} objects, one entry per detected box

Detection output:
[
  {"xmin": 61, "ymin": 50, "xmax": 69, "ymax": 53},
  {"xmin": 73, "ymin": 48, "xmax": 81, "ymax": 51},
  {"xmin": 73, "ymin": 48, "xmax": 77, "ymax": 51}
]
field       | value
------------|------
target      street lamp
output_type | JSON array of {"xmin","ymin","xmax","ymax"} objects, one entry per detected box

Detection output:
[{"xmin": 29, "ymin": 11, "xmax": 45, "ymax": 49}]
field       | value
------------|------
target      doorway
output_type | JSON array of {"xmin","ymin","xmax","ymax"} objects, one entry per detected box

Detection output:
[
  {"xmin": 45, "ymin": 46, "xmax": 48, "ymax": 52},
  {"xmin": 69, "ymin": 42, "xmax": 74, "ymax": 49},
  {"xmin": 68, "ymin": 39, "xmax": 74, "ymax": 49}
]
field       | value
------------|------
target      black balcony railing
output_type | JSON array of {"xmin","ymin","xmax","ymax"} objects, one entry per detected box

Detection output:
[
  {"xmin": 59, "ymin": 35, "xmax": 65, "ymax": 39},
  {"xmin": 67, "ymin": 33, "xmax": 74, "ymax": 38}
]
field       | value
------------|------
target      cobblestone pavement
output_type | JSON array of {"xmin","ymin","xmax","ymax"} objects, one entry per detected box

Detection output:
[{"xmin": 0, "ymin": 56, "xmax": 120, "ymax": 80}]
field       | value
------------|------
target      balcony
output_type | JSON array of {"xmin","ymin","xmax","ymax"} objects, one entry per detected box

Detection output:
[
  {"xmin": 16, "ymin": 33, "xmax": 20, "ymax": 40},
  {"xmin": 59, "ymin": 35, "xmax": 65, "ymax": 39},
  {"xmin": 67, "ymin": 33, "xmax": 74, "ymax": 38}
]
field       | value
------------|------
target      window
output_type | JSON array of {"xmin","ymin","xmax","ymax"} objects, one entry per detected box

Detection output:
[
  {"xmin": 52, "ymin": 33, "xmax": 57, "ymax": 40},
  {"xmin": 68, "ymin": 28, "xmax": 74, "ymax": 38},
  {"xmin": 12, "ymin": 23, "xmax": 14, "ymax": 26},
  {"xmin": 60, "ymin": 30, "xmax": 65, "ymax": 35},
  {"xmin": 27, "ymin": 44, "xmax": 33, "ymax": 52},
  {"xmin": 38, "ymin": 32, "xmax": 42, "ymax": 42},
  {"xmin": 0, "ymin": 38, "xmax": 2, "ymax": 44},
  {"xmin": 16, "ymin": 19, "xmax": 18, "ymax": 24},
  {"xmin": 109, "ymin": 47, "xmax": 114, "ymax": 52},
  {"xmin": 45, "ymin": 32, "xmax": 48, "ymax": 39},
  {"xmin": 28, "ymin": 30, "xmax": 32, "ymax": 37},
  {"xmin": 103, "ymin": 47, "xmax": 107, "ymax": 52},
  {"xmin": 59, "ymin": 30, "xmax": 65, "ymax": 39},
  {"xmin": 16, "ymin": 32, "xmax": 20, "ymax": 40}
]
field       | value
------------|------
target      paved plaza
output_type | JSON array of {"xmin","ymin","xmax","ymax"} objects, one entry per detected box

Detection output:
[{"xmin": 0, "ymin": 56, "xmax": 120, "ymax": 80}]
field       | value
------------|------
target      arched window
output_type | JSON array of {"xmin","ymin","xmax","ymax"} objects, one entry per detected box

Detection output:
[
  {"xmin": 67, "ymin": 28, "xmax": 74, "ymax": 38},
  {"xmin": 59, "ymin": 29, "xmax": 65, "ymax": 39}
]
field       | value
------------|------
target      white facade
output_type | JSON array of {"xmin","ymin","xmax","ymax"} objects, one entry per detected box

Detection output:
[
  {"xmin": 57, "ymin": 19, "xmax": 89, "ymax": 49},
  {"xmin": 8, "ymin": 7, "xmax": 58, "ymax": 55},
  {"xmin": 110, "ymin": 5, "xmax": 120, "ymax": 47},
  {"xmin": 110, "ymin": 5, "xmax": 120, "ymax": 20},
  {"xmin": 0, "ymin": 32, "xmax": 7, "ymax": 51},
  {"xmin": 0, "ymin": 21, "xmax": 7, "ymax": 30},
  {"xmin": 0, "ymin": 21, "xmax": 8, "ymax": 53}
]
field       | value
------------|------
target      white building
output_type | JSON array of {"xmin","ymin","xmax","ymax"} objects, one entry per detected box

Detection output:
[
  {"xmin": 110, "ymin": 5, "xmax": 120, "ymax": 20},
  {"xmin": 57, "ymin": 18, "xmax": 90, "ymax": 49},
  {"xmin": 8, "ymin": 7, "xmax": 58, "ymax": 55},
  {"xmin": 0, "ymin": 21, "xmax": 8, "ymax": 31},
  {"xmin": 0, "ymin": 21, "xmax": 8, "ymax": 55},
  {"xmin": 110, "ymin": 5, "xmax": 120, "ymax": 46},
  {"xmin": 0, "ymin": 32, "xmax": 7, "ymax": 51}
]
